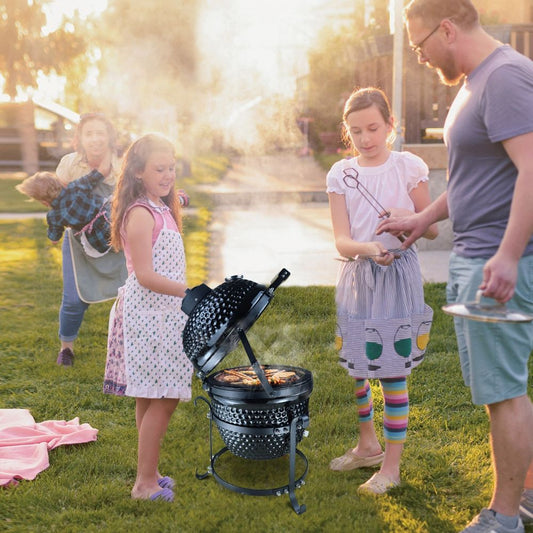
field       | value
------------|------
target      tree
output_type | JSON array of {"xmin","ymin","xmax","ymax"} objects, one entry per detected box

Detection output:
[
  {"xmin": 91, "ymin": 0, "xmax": 200, "ymax": 150},
  {"xmin": 305, "ymin": 1, "xmax": 392, "ymax": 151},
  {"xmin": 0, "ymin": 0, "xmax": 86, "ymax": 99},
  {"xmin": 306, "ymin": 13, "xmax": 364, "ymax": 149}
]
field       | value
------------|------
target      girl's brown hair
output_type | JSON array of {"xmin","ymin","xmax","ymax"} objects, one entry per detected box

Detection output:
[
  {"xmin": 110, "ymin": 133, "xmax": 182, "ymax": 251},
  {"xmin": 341, "ymin": 87, "xmax": 395, "ymax": 153}
]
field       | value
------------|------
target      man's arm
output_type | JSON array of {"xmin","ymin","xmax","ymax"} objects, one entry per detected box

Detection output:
[
  {"xmin": 480, "ymin": 131, "xmax": 533, "ymax": 302},
  {"xmin": 376, "ymin": 190, "xmax": 449, "ymax": 248}
]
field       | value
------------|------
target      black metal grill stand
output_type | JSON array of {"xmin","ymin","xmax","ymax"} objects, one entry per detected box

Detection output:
[{"xmin": 194, "ymin": 396, "xmax": 310, "ymax": 515}]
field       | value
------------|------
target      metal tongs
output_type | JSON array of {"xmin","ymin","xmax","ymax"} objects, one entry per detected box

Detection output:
[{"xmin": 336, "ymin": 168, "xmax": 406, "ymax": 262}]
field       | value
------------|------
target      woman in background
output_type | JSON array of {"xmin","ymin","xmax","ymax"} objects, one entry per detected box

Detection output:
[{"xmin": 55, "ymin": 113, "xmax": 126, "ymax": 366}]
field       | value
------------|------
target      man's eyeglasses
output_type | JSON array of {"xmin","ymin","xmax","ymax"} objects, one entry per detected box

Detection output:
[{"xmin": 410, "ymin": 22, "xmax": 441, "ymax": 56}]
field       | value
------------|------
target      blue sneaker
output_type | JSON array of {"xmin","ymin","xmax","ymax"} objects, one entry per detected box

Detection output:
[
  {"xmin": 519, "ymin": 489, "xmax": 533, "ymax": 524},
  {"xmin": 461, "ymin": 509, "xmax": 524, "ymax": 533}
]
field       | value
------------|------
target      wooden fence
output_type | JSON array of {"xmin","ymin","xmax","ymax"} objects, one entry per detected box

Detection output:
[{"xmin": 352, "ymin": 24, "xmax": 533, "ymax": 144}]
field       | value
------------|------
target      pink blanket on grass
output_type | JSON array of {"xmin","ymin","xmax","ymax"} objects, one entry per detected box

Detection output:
[{"xmin": 0, "ymin": 409, "xmax": 98, "ymax": 487}]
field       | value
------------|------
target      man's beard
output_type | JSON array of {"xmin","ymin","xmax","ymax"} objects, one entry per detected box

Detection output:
[
  {"xmin": 434, "ymin": 50, "xmax": 464, "ymax": 86},
  {"xmin": 437, "ymin": 66, "xmax": 464, "ymax": 86}
]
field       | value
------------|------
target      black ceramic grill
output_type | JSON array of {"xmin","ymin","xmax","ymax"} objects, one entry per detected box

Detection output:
[
  {"xmin": 182, "ymin": 276, "xmax": 259, "ymax": 362},
  {"xmin": 206, "ymin": 365, "xmax": 312, "ymax": 460},
  {"xmin": 182, "ymin": 269, "xmax": 312, "ymax": 514}
]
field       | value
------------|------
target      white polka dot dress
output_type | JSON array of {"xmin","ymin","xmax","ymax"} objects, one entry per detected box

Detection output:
[{"xmin": 122, "ymin": 204, "xmax": 193, "ymax": 400}]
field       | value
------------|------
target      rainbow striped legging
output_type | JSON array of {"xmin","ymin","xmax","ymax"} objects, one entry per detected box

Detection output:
[{"xmin": 355, "ymin": 377, "xmax": 408, "ymax": 443}]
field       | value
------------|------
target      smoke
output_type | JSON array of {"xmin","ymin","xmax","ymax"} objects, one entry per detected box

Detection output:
[
  {"xmin": 89, "ymin": 0, "xmax": 355, "ymax": 156},
  {"xmin": 194, "ymin": 0, "xmax": 342, "ymax": 155}
]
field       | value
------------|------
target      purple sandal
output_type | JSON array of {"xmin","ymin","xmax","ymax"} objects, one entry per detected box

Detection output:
[
  {"xmin": 150, "ymin": 487, "xmax": 174, "ymax": 502},
  {"xmin": 158, "ymin": 476, "xmax": 175, "ymax": 489}
]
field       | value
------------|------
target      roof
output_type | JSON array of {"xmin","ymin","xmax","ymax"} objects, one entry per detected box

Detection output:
[{"xmin": 31, "ymin": 96, "xmax": 80, "ymax": 124}]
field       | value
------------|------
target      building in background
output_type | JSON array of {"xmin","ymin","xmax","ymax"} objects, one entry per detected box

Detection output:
[{"xmin": 0, "ymin": 98, "xmax": 79, "ymax": 173}]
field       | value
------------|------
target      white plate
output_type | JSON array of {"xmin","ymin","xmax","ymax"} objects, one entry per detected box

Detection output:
[{"xmin": 442, "ymin": 302, "xmax": 533, "ymax": 323}]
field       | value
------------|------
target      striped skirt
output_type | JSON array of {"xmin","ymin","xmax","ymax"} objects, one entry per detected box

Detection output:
[{"xmin": 335, "ymin": 247, "xmax": 433, "ymax": 379}]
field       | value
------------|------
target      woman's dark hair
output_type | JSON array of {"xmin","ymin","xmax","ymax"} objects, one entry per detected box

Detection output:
[{"xmin": 73, "ymin": 113, "xmax": 117, "ymax": 155}]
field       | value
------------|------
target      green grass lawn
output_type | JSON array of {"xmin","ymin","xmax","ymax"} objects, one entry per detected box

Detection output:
[
  {"xmin": 0, "ymin": 177, "xmax": 49, "ymax": 213},
  {"xmin": 2, "ymin": 221, "xmax": 531, "ymax": 533},
  {"xmin": 1, "ymin": 157, "xmax": 532, "ymax": 532}
]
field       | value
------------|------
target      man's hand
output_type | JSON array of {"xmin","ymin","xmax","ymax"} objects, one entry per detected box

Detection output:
[
  {"xmin": 376, "ymin": 212, "xmax": 426, "ymax": 249},
  {"xmin": 480, "ymin": 252, "xmax": 518, "ymax": 303}
]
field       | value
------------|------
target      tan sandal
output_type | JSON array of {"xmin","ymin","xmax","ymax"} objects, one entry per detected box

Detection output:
[
  {"xmin": 329, "ymin": 449, "xmax": 384, "ymax": 471},
  {"xmin": 357, "ymin": 472, "xmax": 400, "ymax": 495}
]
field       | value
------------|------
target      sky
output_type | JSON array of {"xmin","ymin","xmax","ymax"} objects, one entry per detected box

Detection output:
[
  {"xmin": 32, "ymin": 0, "xmax": 392, "ymax": 148},
  {"xmin": 43, "ymin": 0, "xmax": 108, "ymax": 32},
  {"xmin": 38, "ymin": 0, "xmax": 363, "ymax": 98}
]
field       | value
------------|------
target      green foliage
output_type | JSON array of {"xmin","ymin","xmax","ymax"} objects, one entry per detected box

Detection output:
[
  {"xmin": 2, "ymin": 215, "xmax": 531, "ymax": 532},
  {"xmin": 313, "ymin": 152, "xmax": 346, "ymax": 172},
  {"xmin": 307, "ymin": 23, "xmax": 362, "ymax": 141},
  {"xmin": 0, "ymin": 1, "xmax": 86, "ymax": 98},
  {"xmin": 183, "ymin": 153, "xmax": 230, "ymax": 186},
  {"xmin": 305, "ymin": 0, "xmax": 393, "ymax": 151}
]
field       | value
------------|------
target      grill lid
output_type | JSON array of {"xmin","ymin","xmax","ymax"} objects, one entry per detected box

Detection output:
[{"xmin": 182, "ymin": 269, "xmax": 290, "ymax": 379}]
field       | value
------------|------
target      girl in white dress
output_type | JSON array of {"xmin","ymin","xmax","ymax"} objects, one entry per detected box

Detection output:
[
  {"xmin": 327, "ymin": 88, "xmax": 438, "ymax": 494},
  {"xmin": 105, "ymin": 133, "xmax": 193, "ymax": 502}
]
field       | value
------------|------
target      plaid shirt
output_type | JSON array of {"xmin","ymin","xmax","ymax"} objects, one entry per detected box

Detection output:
[{"xmin": 47, "ymin": 170, "xmax": 111, "ymax": 253}]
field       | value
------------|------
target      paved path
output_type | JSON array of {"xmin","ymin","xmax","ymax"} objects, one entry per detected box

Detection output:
[
  {"xmin": 0, "ymin": 212, "xmax": 47, "ymax": 219},
  {"xmin": 205, "ymin": 153, "xmax": 450, "ymax": 287},
  {"xmin": 1, "ymin": 153, "xmax": 451, "ymax": 287}
]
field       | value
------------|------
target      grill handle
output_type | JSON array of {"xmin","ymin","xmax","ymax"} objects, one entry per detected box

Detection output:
[
  {"xmin": 238, "ymin": 329, "xmax": 274, "ymax": 397},
  {"xmin": 268, "ymin": 268, "xmax": 291, "ymax": 294},
  {"xmin": 182, "ymin": 283, "xmax": 212, "ymax": 316}
]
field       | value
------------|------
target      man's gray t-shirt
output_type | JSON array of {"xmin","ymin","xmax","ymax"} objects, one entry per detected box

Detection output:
[{"xmin": 444, "ymin": 45, "xmax": 533, "ymax": 258}]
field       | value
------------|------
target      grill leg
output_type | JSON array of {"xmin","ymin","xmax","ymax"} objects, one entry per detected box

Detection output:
[
  {"xmin": 194, "ymin": 397, "xmax": 311, "ymax": 515},
  {"xmin": 289, "ymin": 416, "xmax": 309, "ymax": 514},
  {"xmin": 194, "ymin": 396, "xmax": 213, "ymax": 480}
]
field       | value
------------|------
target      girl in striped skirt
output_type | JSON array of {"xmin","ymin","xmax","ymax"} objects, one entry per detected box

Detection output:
[{"xmin": 327, "ymin": 87, "xmax": 438, "ymax": 494}]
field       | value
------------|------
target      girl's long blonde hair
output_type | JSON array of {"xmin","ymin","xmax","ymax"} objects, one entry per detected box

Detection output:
[{"xmin": 110, "ymin": 133, "xmax": 182, "ymax": 251}]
